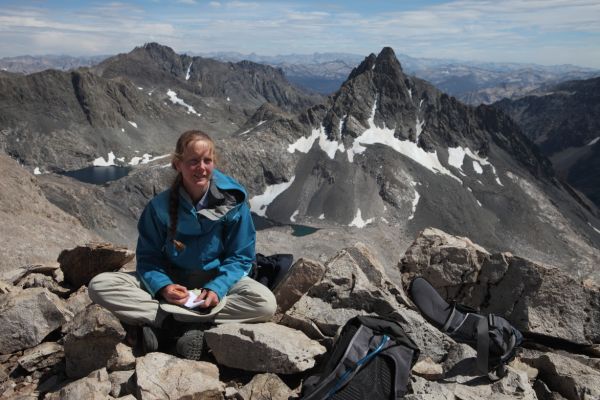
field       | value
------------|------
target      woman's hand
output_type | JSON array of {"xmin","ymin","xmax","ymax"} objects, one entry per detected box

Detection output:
[
  {"xmin": 195, "ymin": 288, "xmax": 219, "ymax": 309},
  {"xmin": 159, "ymin": 284, "xmax": 189, "ymax": 305}
]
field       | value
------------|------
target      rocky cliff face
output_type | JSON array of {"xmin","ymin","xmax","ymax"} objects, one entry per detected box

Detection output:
[
  {"xmin": 94, "ymin": 43, "xmax": 322, "ymax": 114},
  {"xmin": 0, "ymin": 154, "xmax": 99, "ymax": 274},
  {"xmin": 0, "ymin": 43, "xmax": 323, "ymax": 172},
  {"xmin": 494, "ymin": 77, "xmax": 600, "ymax": 208},
  {"xmin": 216, "ymin": 47, "xmax": 600, "ymax": 280}
]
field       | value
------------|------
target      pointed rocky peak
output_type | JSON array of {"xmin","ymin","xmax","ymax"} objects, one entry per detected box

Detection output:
[
  {"xmin": 375, "ymin": 47, "xmax": 404, "ymax": 75},
  {"xmin": 324, "ymin": 47, "xmax": 417, "ymax": 141},
  {"xmin": 347, "ymin": 53, "xmax": 377, "ymax": 81},
  {"xmin": 135, "ymin": 42, "xmax": 179, "ymax": 62}
]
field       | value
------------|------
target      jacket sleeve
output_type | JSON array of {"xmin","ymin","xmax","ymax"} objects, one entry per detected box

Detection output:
[
  {"xmin": 135, "ymin": 202, "xmax": 174, "ymax": 297},
  {"xmin": 202, "ymin": 200, "xmax": 256, "ymax": 300}
]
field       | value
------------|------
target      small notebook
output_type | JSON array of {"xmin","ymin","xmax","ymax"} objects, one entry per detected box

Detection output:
[{"xmin": 183, "ymin": 289, "xmax": 206, "ymax": 309}]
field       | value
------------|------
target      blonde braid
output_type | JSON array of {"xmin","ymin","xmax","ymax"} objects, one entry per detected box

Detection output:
[{"xmin": 169, "ymin": 174, "xmax": 185, "ymax": 251}]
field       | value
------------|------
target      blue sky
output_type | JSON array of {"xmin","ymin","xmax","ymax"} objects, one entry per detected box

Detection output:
[{"xmin": 1, "ymin": 0, "xmax": 600, "ymax": 67}]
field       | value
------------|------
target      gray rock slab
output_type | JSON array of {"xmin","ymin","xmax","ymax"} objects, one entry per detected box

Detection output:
[
  {"xmin": 108, "ymin": 370, "xmax": 134, "ymax": 398},
  {"xmin": 205, "ymin": 322, "xmax": 326, "ymax": 374},
  {"xmin": 62, "ymin": 287, "xmax": 92, "ymax": 323},
  {"xmin": 135, "ymin": 352, "xmax": 224, "ymax": 400},
  {"xmin": 237, "ymin": 373, "xmax": 294, "ymax": 400},
  {"xmin": 281, "ymin": 295, "xmax": 366, "ymax": 338},
  {"xmin": 16, "ymin": 273, "xmax": 71, "ymax": 298},
  {"xmin": 281, "ymin": 243, "xmax": 451, "ymax": 362},
  {"xmin": 412, "ymin": 357, "xmax": 444, "ymax": 380},
  {"xmin": 399, "ymin": 228, "xmax": 600, "ymax": 345},
  {"xmin": 45, "ymin": 368, "xmax": 112, "ymax": 400},
  {"xmin": 0, "ymin": 263, "xmax": 60, "ymax": 286},
  {"xmin": 523, "ymin": 352, "xmax": 600, "ymax": 400},
  {"xmin": 0, "ymin": 279, "xmax": 14, "ymax": 294},
  {"xmin": 408, "ymin": 367, "xmax": 536, "ymax": 400},
  {"xmin": 106, "ymin": 343, "xmax": 135, "ymax": 372},
  {"xmin": 0, "ymin": 287, "xmax": 72, "ymax": 354},
  {"xmin": 17, "ymin": 342, "xmax": 64, "ymax": 373},
  {"xmin": 272, "ymin": 257, "xmax": 326, "ymax": 316},
  {"xmin": 63, "ymin": 304, "xmax": 125, "ymax": 378},
  {"xmin": 58, "ymin": 242, "xmax": 134, "ymax": 288}
]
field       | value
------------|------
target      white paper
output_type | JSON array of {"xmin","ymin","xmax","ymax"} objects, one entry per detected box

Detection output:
[{"xmin": 184, "ymin": 291, "xmax": 205, "ymax": 309}]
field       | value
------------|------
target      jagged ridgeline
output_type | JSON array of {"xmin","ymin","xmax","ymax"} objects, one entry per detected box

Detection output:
[
  {"xmin": 0, "ymin": 44, "xmax": 599, "ymax": 283},
  {"xmin": 0, "ymin": 42, "xmax": 322, "ymax": 172},
  {"xmin": 219, "ymin": 47, "xmax": 600, "ymax": 279}
]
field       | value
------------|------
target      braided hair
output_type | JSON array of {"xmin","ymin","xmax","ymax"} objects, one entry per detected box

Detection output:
[{"xmin": 169, "ymin": 130, "xmax": 216, "ymax": 251}]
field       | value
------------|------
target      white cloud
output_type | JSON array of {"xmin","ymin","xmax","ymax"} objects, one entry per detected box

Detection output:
[
  {"xmin": 1, "ymin": 1, "xmax": 600, "ymax": 67},
  {"xmin": 177, "ymin": 0, "xmax": 198, "ymax": 4},
  {"xmin": 226, "ymin": 1, "xmax": 260, "ymax": 9}
]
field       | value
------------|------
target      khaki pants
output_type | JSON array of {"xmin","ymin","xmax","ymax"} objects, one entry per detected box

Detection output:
[{"xmin": 88, "ymin": 271, "xmax": 277, "ymax": 327}]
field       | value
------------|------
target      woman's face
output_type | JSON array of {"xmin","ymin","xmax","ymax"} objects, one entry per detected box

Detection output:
[{"xmin": 174, "ymin": 139, "xmax": 215, "ymax": 201}]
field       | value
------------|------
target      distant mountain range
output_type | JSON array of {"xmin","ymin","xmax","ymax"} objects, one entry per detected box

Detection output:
[
  {"xmin": 0, "ymin": 54, "xmax": 108, "ymax": 74},
  {"xmin": 3, "ymin": 51, "xmax": 598, "ymax": 105},
  {"xmin": 201, "ymin": 51, "xmax": 600, "ymax": 104}
]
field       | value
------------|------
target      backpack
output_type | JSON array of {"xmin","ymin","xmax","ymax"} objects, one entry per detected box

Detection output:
[
  {"xmin": 408, "ymin": 277, "xmax": 522, "ymax": 380},
  {"xmin": 301, "ymin": 315, "xmax": 420, "ymax": 400},
  {"xmin": 250, "ymin": 253, "xmax": 294, "ymax": 290}
]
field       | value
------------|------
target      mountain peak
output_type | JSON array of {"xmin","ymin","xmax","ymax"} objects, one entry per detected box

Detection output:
[
  {"xmin": 376, "ymin": 47, "xmax": 398, "ymax": 64},
  {"xmin": 347, "ymin": 47, "xmax": 404, "ymax": 81},
  {"xmin": 134, "ymin": 42, "xmax": 178, "ymax": 61}
]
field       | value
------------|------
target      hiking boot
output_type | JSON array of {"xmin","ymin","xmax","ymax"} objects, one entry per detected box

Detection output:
[
  {"xmin": 142, "ymin": 325, "xmax": 160, "ymax": 354},
  {"xmin": 121, "ymin": 322, "xmax": 140, "ymax": 347},
  {"xmin": 176, "ymin": 328, "xmax": 205, "ymax": 361}
]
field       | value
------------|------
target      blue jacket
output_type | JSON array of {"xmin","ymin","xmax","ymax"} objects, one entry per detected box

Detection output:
[{"xmin": 136, "ymin": 169, "xmax": 256, "ymax": 300}]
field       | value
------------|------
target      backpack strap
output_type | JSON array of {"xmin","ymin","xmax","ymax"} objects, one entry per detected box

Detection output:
[
  {"xmin": 476, "ymin": 315, "xmax": 490, "ymax": 375},
  {"xmin": 325, "ymin": 334, "xmax": 390, "ymax": 398},
  {"xmin": 303, "ymin": 325, "xmax": 393, "ymax": 400},
  {"xmin": 383, "ymin": 341, "xmax": 419, "ymax": 398},
  {"xmin": 476, "ymin": 314, "xmax": 523, "ymax": 380},
  {"xmin": 302, "ymin": 325, "xmax": 375, "ymax": 399}
]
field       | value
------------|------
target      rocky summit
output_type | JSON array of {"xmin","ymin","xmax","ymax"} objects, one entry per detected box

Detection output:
[{"xmin": 1, "ymin": 230, "xmax": 599, "ymax": 399}]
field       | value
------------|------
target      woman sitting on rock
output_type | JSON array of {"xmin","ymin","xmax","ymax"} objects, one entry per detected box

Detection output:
[{"xmin": 89, "ymin": 130, "xmax": 277, "ymax": 360}]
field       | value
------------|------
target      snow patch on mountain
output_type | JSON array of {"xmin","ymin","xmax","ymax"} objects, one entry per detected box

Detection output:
[
  {"xmin": 249, "ymin": 177, "xmax": 296, "ymax": 217},
  {"xmin": 287, "ymin": 125, "xmax": 344, "ymax": 159},
  {"xmin": 415, "ymin": 117, "xmax": 424, "ymax": 142},
  {"xmin": 93, "ymin": 152, "xmax": 116, "ymax": 166},
  {"xmin": 408, "ymin": 181, "xmax": 420, "ymax": 220},
  {"xmin": 447, "ymin": 146, "xmax": 503, "ymax": 185},
  {"xmin": 347, "ymin": 99, "xmax": 462, "ymax": 183},
  {"xmin": 128, "ymin": 153, "xmax": 170, "ymax": 166},
  {"xmin": 128, "ymin": 121, "xmax": 138, "ymax": 129},
  {"xmin": 588, "ymin": 137, "xmax": 599, "ymax": 146},
  {"xmin": 290, "ymin": 210, "xmax": 299, "ymax": 223},
  {"xmin": 185, "ymin": 63, "xmax": 192, "ymax": 80},
  {"xmin": 349, "ymin": 209, "xmax": 374, "ymax": 228},
  {"xmin": 166, "ymin": 89, "xmax": 200, "ymax": 116}
]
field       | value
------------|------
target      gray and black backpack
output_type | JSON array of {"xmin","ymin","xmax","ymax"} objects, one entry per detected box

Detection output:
[{"xmin": 301, "ymin": 315, "xmax": 420, "ymax": 400}]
